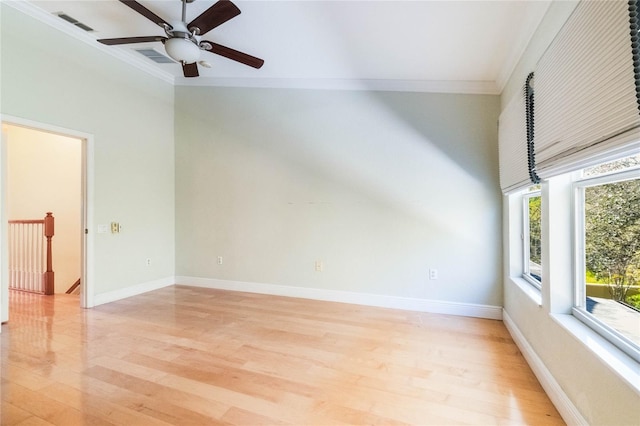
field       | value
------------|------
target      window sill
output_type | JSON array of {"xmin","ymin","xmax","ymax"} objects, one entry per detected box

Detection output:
[
  {"xmin": 550, "ymin": 313, "xmax": 640, "ymax": 394},
  {"xmin": 510, "ymin": 276, "xmax": 542, "ymax": 307}
]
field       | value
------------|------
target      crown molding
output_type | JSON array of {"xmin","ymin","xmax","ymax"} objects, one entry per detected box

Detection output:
[
  {"xmin": 3, "ymin": 0, "xmax": 175, "ymax": 85},
  {"xmin": 4, "ymin": 1, "xmax": 501, "ymax": 95},
  {"xmin": 176, "ymin": 77, "xmax": 501, "ymax": 95}
]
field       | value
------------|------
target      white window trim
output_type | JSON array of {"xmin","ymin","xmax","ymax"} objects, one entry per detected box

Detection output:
[
  {"xmin": 522, "ymin": 190, "xmax": 542, "ymax": 289},
  {"xmin": 572, "ymin": 167, "xmax": 640, "ymax": 363},
  {"xmin": 505, "ymin": 192, "xmax": 542, "ymax": 307},
  {"xmin": 506, "ymin": 181, "xmax": 640, "ymax": 398},
  {"xmin": 550, "ymin": 313, "xmax": 640, "ymax": 394}
]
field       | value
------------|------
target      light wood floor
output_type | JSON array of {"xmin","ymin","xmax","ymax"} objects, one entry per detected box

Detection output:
[{"xmin": 1, "ymin": 286, "xmax": 564, "ymax": 425}]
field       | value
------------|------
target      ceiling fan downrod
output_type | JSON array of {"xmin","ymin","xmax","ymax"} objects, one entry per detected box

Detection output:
[{"xmin": 182, "ymin": 0, "xmax": 188, "ymax": 24}]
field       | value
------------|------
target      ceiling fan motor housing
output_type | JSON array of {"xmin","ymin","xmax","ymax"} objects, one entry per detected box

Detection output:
[{"xmin": 163, "ymin": 21, "xmax": 202, "ymax": 63}]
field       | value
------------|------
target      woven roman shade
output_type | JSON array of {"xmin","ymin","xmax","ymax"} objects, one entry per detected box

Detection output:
[
  {"xmin": 534, "ymin": 0, "xmax": 640, "ymax": 179},
  {"xmin": 499, "ymin": 83, "xmax": 530, "ymax": 194}
]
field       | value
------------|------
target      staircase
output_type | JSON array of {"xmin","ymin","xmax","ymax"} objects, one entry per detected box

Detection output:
[{"xmin": 66, "ymin": 278, "xmax": 81, "ymax": 295}]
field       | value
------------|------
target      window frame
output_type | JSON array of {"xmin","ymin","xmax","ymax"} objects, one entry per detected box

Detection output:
[
  {"xmin": 572, "ymin": 166, "xmax": 640, "ymax": 363},
  {"xmin": 522, "ymin": 188, "xmax": 542, "ymax": 289}
]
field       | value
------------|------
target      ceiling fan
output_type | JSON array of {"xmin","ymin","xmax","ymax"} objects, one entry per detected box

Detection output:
[{"xmin": 97, "ymin": 0, "xmax": 264, "ymax": 77}]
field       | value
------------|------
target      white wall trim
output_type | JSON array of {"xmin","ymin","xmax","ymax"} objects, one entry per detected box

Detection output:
[
  {"xmin": 93, "ymin": 276, "xmax": 174, "ymax": 307},
  {"xmin": 0, "ymin": 127, "xmax": 8, "ymax": 326},
  {"xmin": 0, "ymin": 114, "xmax": 95, "ymax": 312},
  {"xmin": 175, "ymin": 276, "xmax": 502, "ymax": 320},
  {"xmin": 503, "ymin": 309, "xmax": 588, "ymax": 426},
  {"xmin": 176, "ymin": 77, "xmax": 501, "ymax": 95}
]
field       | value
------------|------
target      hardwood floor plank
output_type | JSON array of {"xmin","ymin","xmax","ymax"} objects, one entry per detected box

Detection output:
[
  {"xmin": 83, "ymin": 364, "xmax": 227, "ymax": 424},
  {"xmin": 220, "ymin": 407, "xmax": 291, "ymax": 426},
  {"xmin": 309, "ymin": 400, "xmax": 413, "ymax": 426},
  {"xmin": 1, "ymin": 287, "xmax": 564, "ymax": 425},
  {"xmin": 12, "ymin": 416, "xmax": 56, "ymax": 426},
  {"xmin": 1, "ymin": 401, "xmax": 35, "ymax": 426},
  {"xmin": 44, "ymin": 406, "xmax": 113, "ymax": 426},
  {"xmin": 122, "ymin": 351, "xmax": 319, "ymax": 403},
  {"xmin": 0, "ymin": 362, "xmax": 56, "ymax": 392},
  {"xmin": 1, "ymin": 382, "xmax": 71, "ymax": 422},
  {"xmin": 41, "ymin": 378, "xmax": 191, "ymax": 426}
]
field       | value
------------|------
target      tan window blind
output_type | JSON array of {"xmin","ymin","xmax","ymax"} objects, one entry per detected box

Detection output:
[
  {"xmin": 534, "ymin": 0, "xmax": 640, "ymax": 178},
  {"xmin": 499, "ymin": 87, "xmax": 530, "ymax": 193}
]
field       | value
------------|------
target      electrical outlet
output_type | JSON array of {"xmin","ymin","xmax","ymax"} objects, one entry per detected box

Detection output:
[
  {"xmin": 429, "ymin": 268, "xmax": 438, "ymax": 280},
  {"xmin": 146, "ymin": 258, "xmax": 151, "ymax": 266},
  {"xmin": 110, "ymin": 222, "xmax": 120, "ymax": 234},
  {"xmin": 315, "ymin": 260, "xmax": 323, "ymax": 272},
  {"xmin": 217, "ymin": 256, "xmax": 223, "ymax": 265}
]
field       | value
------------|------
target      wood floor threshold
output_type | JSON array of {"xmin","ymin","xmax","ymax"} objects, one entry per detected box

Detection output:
[{"xmin": 1, "ymin": 286, "xmax": 564, "ymax": 425}]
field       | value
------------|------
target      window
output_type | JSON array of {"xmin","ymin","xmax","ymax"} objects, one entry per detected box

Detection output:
[
  {"xmin": 523, "ymin": 186, "xmax": 541, "ymax": 287},
  {"xmin": 573, "ymin": 154, "xmax": 640, "ymax": 362}
]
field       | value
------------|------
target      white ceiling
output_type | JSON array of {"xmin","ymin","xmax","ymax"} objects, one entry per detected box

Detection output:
[{"xmin": 22, "ymin": 0, "xmax": 552, "ymax": 93}]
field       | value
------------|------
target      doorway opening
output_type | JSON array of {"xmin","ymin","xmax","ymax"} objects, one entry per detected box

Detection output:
[{"xmin": 1, "ymin": 118, "xmax": 91, "ymax": 325}]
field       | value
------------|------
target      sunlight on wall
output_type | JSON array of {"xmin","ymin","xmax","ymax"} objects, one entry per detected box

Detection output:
[
  {"xmin": 276, "ymin": 91, "xmax": 495, "ymax": 240},
  {"xmin": 176, "ymin": 87, "xmax": 501, "ymax": 305}
]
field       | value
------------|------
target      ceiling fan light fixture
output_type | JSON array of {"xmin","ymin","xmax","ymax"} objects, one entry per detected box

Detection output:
[
  {"xmin": 164, "ymin": 37, "xmax": 201, "ymax": 64},
  {"xmin": 97, "ymin": 0, "xmax": 264, "ymax": 77}
]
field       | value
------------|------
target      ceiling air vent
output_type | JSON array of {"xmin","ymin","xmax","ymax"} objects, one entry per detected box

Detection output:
[
  {"xmin": 55, "ymin": 12, "xmax": 94, "ymax": 32},
  {"xmin": 135, "ymin": 49, "xmax": 175, "ymax": 64}
]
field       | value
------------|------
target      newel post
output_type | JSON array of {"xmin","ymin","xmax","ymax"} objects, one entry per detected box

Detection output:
[{"xmin": 44, "ymin": 212, "xmax": 55, "ymax": 295}]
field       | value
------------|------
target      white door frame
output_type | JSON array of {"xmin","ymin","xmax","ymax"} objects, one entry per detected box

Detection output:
[{"xmin": 0, "ymin": 115, "xmax": 94, "ymax": 326}]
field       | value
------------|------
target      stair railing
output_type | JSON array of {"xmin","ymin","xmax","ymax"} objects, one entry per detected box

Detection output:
[{"xmin": 8, "ymin": 212, "xmax": 55, "ymax": 295}]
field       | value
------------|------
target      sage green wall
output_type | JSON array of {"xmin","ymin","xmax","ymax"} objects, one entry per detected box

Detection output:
[
  {"xmin": 176, "ymin": 87, "xmax": 502, "ymax": 306},
  {"xmin": 0, "ymin": 4, "xmax": 175, "ymax": 298},
  {"xmin": 501, "ymin": 2, "xmax": 640, "ymax": 424}
]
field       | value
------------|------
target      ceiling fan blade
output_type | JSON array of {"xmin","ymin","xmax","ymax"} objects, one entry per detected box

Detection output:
[
  {"xmin": 119, "ymin": 0, "xmax": 170, "ymax": 28},
  {"xmin": 97, "ymin": 36, "xmax": 167, "ymax": 45},
  {"xmin": 188, "ymin": 0, "xmax": 241, "ymax": 35},
  {"xmin": 204, "ymin": 42, "xmax": 264, "ymax": 69},
  {"xmin": 182, "ymin": 62, "xmax": 199, "ymax": 78}
]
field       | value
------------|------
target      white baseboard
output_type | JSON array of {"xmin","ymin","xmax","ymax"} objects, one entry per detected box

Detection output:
[
  {"xmin": 175, "ymin": 276, "xmax": 502, "ymax": 320},
  {"xmin": 92, "ymin": 276, "xmax": 175, "ymax": 307},
  {"xmin": 502, "ymin": 310, "xmax": 587, "ymax": 426}
]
